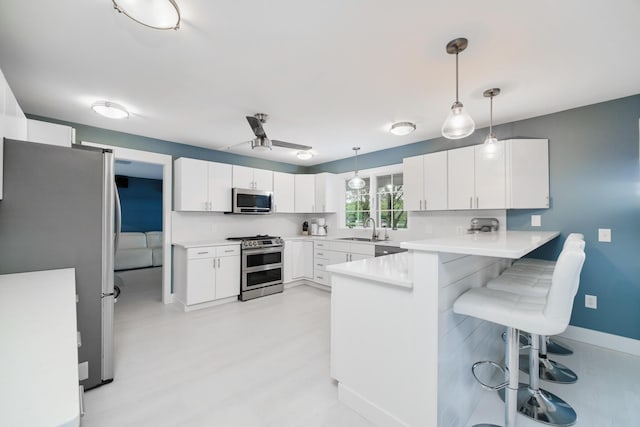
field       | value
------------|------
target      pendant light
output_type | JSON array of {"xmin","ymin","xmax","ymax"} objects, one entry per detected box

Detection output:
[
  {"xmin": 441, "ymin": 38, "xmax": 475, "ymax": 139},
  {"xmin": 483, "ymin": 88, "xmax": 500, "ymax": 154},
  {"xmin": 347, "ymin": 147, "xmax": 366, "ymax": 190},
  {"xmin": 112, "ymin": 0, "xmax": 181, "ymax": 30}
]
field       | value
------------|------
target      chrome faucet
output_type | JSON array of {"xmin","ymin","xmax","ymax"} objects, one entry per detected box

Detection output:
[{"xmin": 364, "ymin": 217, "xmax": 377, "ymax": 240}]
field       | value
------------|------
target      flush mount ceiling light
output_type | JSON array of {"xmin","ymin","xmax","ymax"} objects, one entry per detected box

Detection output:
[
  {"xmin": 112, "ymin": 0, "xmax": 181, "ymax": 30},
  {"xmin": 389, "ymin": 121, "xmax": 416, "ymax": 136},
  {"xmin": 483, "ymin": 88, "xmax": 500, "ymax": 152},
  {"xmin": 347, "ymin": 147, "xmax": 366, "ymax": 190},
  {"xmin": 296, "ymin": 150, "xmax": 313, "ymax": 160},
  {"xmin": 91, "ymin": 101, "xmax": 129, "ymax": 119},
  {"xmin": 441, "ymin": 38, "xmax": 475, "ymax": 140}
]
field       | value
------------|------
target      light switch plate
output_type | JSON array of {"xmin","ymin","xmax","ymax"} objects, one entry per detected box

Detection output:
[
  {"xmin": 585, "ymin": 294, "xmax": 597, "ymax": 309},
  {"xmin": 531, "ymin": 215, "xmax": 542, "ymax": 227},
  {"xmin": 598, "ymin": 228, "xmax": 611, "ymax": 242},
  {"xmin": 78, "ymin": 361, "xmax": 89, "ymax": 381}
]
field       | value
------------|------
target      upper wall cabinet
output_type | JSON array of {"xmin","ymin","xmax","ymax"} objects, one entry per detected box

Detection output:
[
  {"xmin": 448, "ymin": 142, "xmax": 506, "ymax": 210},
  {"xmin": 315, "ymin": 173, "xmax": 340, "ymax": 213},
  {"xmin": 294, "ymin": 174, "xmax": 315, "ymax": 213},
  {"xmin": 232, "ymin": 165, "xmax": 273, "ymax": 191},
  {"xmin": 174, "ymin": 158, "xmax": 232, "ymax": 212},
  {"xmin": 1, "ymin": 67, "xmax": 28, "ymax": 200},
  {"xmin": 403, "ymin": 151, "xmax": 447, "ymax": 211},
  {"xmin": 27, "ymin": 119, "xmax": 75, "ymax": 147},
  {"xmin": 506, "ymin": 139, "xmax": 549, "ymax": 208},
  {"xmin": 273, "ymin": 172, "xmax": 295, "ymax": 213}
]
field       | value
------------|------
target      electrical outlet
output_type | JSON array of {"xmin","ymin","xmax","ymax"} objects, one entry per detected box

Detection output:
[
  {"xmin": 598, "ymin": 228, "xmax": 611, "ymax": 242},
  {"xmin": 531, "ymin": 215, "xmax": 542, "ymax": 227},
  {"xmin": 585, "ymin": 294, "xmax": 597, "ymax": 309}
]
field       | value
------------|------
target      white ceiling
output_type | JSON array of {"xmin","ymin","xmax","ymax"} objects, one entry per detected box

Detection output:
[{"xmin": 1, "ymin": 1, "xmax": 639, "ymax": 166}]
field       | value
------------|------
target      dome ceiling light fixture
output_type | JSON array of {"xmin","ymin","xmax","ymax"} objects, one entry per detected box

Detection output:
[
  {"xmin": 389, "ymin": 121, "xmax": 416, "ymax": 136},
  {"xmin": 112, "ymin": 0, "xmax": 181, "ymax": 30},
  {"xmin": 483, "ymin": 87, "xmax": 501, "ymax": 154},
  {"xmin": 441, "ymin": 37, "xmax": 475, "ymax": 140},
  {"xmin": 347, "ymin": 147, "xmax": 366, "ymax": 190},
  {"xmin": 91, "ymin": 101, "xmax": 129, "ymax": 119},
  {"xmin": 296, "ymin": 150, "xmax": 313, "ymax": 160}
]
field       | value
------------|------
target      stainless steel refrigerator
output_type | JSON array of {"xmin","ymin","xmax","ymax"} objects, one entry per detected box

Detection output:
[{"xmin": 0, "ymin": 138, "xmax": 120, "ymax": 390}]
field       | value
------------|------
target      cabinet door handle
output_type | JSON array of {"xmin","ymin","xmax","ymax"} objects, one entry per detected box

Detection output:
[
  {"xmin": 224, "ymin": 249, "xmax": 234, "ymax": 253},
  {"xmin": 317, "ymin": 252, "xmax": 324, "ymax": 256},
  {"xmin": 218, "ymin": 258, "xmax": 221, "ymax": 268},
  {"xmin": 345, "ymin": 254, "xmax": 349, "ymax": 262},
  {"xmin": 424, "ymin": 199, "xmax": 427, "ymax": 210},
  {"xmin": 469, "ymin": 197, "xmax": 473, "ymax": 209},
  {"xmin": 419, "ymin": 199, "xmax": 422, "ymax": 210},
  {"xmin": 197, "ymin": 251, "xmax": 208, "ymax": 255},
  {"xmin": 213, "ymin": 258, "xmax": 216, "ymax": 269},
  {"xmin": 476, "ymin": 197, "xmax": 479, "ymax": 209}
]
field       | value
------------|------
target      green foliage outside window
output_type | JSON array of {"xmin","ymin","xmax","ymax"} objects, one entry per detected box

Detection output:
[{"xmin": 345, "ymin": 178, "xmax": 370, "ymax": 228}]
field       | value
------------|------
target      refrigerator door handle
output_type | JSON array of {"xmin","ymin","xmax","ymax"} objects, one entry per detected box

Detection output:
[{"xmin": 114, "ymin": 185, "xmax": 122, "ymax": 254}]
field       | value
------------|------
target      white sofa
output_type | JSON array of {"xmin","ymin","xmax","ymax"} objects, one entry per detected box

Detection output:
[{"xmin": 115, "ymin": 232, "xmax": 163, "ymax": 271}]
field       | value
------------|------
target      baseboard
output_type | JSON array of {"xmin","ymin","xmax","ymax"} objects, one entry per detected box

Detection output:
[
  {"xmin": 285, "ymin": 279, "xmax": 331, "ymax": 292},
  {"xmin": 338, "ymin": 383, "xmax": 409, "ymax": 427},
  {"xmin": 178, "ymin": 295, "xmax": 239, "ymax": 312},
  {"xmin": 559, "ymin": 325, "xmax": 640, "ymax": 356}
]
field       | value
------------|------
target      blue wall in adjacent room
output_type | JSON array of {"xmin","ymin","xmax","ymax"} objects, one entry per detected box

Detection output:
[
  {"xmin": 26, "ymin": 115, "xmax": 307, "ymax": 174},
  {"xmin": 310, "ymin": 94, "xmax": 640, "ymax": 341},
  {"xmin": 117, "ymin": 177, "xmax": 163, "ymax": 232}
]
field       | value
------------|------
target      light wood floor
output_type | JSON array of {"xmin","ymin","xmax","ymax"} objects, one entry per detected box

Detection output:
[
  {"xmin": 83, "ymin": 271, "xmax": 373, "ymax": 427},
  {"xmin": 87, "ymin": 270, "xmax": 639, "ymax": 427}
]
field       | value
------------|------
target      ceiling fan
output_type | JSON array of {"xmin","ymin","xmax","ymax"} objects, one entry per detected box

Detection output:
[{"xmin": 245, "ymin": 113, "xmax": 312, "ymax": 152}]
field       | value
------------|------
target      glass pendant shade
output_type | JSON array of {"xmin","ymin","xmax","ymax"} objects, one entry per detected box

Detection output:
[
  {"xmin": 441, "ymin": 102, "xmax": 475, "ymax": 139},
  {"xmin": 348, "ymin": 175, "xmax": 366, "ymax": 190},
  {"xmin": 112, "ymin": 0, "xmax": 181, "ymax": 30}
]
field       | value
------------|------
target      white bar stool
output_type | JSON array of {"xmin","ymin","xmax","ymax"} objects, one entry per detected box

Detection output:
[
  {"xmin": 510, "ymin": 233, "xmax": 584, "ymax": 356},
  {"xmin": 491, "ymin": 239, "xmax": 585, "ymax": 384},
  {"xmin": 454, "ymin": 248, "xmax": 585, "ymax": 427}
]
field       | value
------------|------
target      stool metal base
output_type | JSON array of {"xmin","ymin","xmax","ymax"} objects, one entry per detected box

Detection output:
[
  {"xmin": 519, "ymin": 355, "xmax": 578, "ymax": 384},
  {"xmin": 473, "ymin": 425, "xmax": 501, "ymax": 427},
  {"xmin": 499, "ymin": 384, "xmax": 577, "ymax": 426},
  {"xmin": 546, "ymin": 338, "xmax": 573, "ymax": 355}
]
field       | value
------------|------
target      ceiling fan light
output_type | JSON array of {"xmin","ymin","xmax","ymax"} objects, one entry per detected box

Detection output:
[
  {"xmin": 91, "ymin": 101, "xmax": 129, "ymax": 119},
  {"xmin": 112, "ymin": 0, "xmax": 181, "ymax": 30},
  {"xmin": 251, "ymin": 137, "xmax": 272, "ymax": 151},
  {"xmin": 296, "ymin": 151, "xmax": 313, "ymax": 160},
  {"xmin": 348, "ymin": 175, "xmax": 366, "ymax": 190},
  {"xmin": 441, "ymin": 103, "xmax": 475, "ymax": 139},
  {"xmin": 389, "ymin": 121, "xmax": 416, "ymax": 136}
]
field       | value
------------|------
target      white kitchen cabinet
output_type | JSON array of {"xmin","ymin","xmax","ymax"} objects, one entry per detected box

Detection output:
[
  {"xmin": 284, "ymin": 240, "xmax": 314, "ymax": 282},
  {"xmin": 173, "ymin": 244, "xmax": 241, "ymax": 310},
  {"xmin": 232, "ymin": 165, "xmax": 273, "ymax": 191},
  {"xmin": 294, "ymin": 174, "xmax": 315, "ymax": 213},
  {"xmin": 273, "ymin": 172, "xmax": 295, "ymax": 213},
  {"xmin": 447, "ymin": 145, "xmax": 476, "ymax": 209},
  {"xmin": 174, "ymin": 158, "xmax": 232, "ymax": 212},
  {"xmin": 447, "ymin": 143, "xmax": 506, "ymax": 210},
  {"xmin": 314, "ymin": 240, "xmax": 375, "ymax": 287},
  {"xmin": 27, "ymin": 119, "xmax": 75, "ymax": 147},
  {"xmin": 315, "ymin": 173, "xmax": 340, "ymax": 213},
  {"xmin": 474, "ymin": 142, "xmax": 506, "ymax": 209},
  {"xmin": 506, "ymin": 139, "xmax": 549, "ymax": 209},
  {"xmin": 403, "ymin": 151, "xmax": 448, "ymax": 211}
]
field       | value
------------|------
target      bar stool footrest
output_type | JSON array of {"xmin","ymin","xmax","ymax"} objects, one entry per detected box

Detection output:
[{"xmin": 472, "ymin": 360, "xmax": 508, "ymax": 391}]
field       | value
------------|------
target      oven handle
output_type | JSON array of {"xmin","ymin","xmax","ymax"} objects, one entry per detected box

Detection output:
[
  {"xmin": 243, "ymin": 263, "xmax": 283, "ymax": 273},
  {"xmin": 243, "ymin": 246, "xmax": 284, "ymax": 255}
]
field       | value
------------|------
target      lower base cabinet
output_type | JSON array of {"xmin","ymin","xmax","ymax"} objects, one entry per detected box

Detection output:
[
  {"xmin": 173, "ymin": 244, "xmax": 241, "ymax": 309},
  {"xmin": 314, "ymin": 241, "xmax": 374, "ymax": 286}
]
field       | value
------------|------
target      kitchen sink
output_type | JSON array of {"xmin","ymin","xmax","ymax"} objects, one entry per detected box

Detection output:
[{"xmin": 336, "ymin": 237, "xmax": 384, "ymax": 242}]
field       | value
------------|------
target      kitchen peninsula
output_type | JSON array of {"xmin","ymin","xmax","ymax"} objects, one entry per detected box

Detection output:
[{"xmin": 328, "ymin": 230, "xmax": 559, "ymax": 427}]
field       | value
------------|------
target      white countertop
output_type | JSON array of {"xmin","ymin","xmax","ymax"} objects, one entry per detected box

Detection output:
[
  {"xmin": 0, "ymin": 268, "xmax": 80, "ymax": 427},
  {"xmin": 283, "ymin": 235, "xmax": 404, "ymax": 247},
  {"xmin": 327, "ymin": 252, "xmax": 412, "ymax": 289},
  {"xmin": 401, "ymin": 230, "xmax": 560, "ymax": 259},
  {"xmin": 173, "ymin": 240, "xmax": 241, "ymax": 249}
]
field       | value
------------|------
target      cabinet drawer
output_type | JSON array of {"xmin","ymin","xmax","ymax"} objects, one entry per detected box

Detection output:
[
  {"xmin": 314, "ymin": 271, "xmax": 330, "ymax": 286},
  {"xmin": 314, "ymin": 249, "xmax": 330, "ymax": 260},
  {"xmin": 314, "ymin": 241, "xmax": 329, "ymax": 249},
  {"xmin": 215, "ymin": 245, "xmax": 240, "ymax": 257},
  {"xmin": 315, "ymin": 259, "xmax": 329, "ymax": 271},
  {"xmin": 187, "ymin": 247, "xmax": 216, "ymax": 259}
]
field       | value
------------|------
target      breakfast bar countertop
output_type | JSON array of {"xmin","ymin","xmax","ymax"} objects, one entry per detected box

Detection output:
[{"xmin": 401, "ymin": 230, "xmax": 560, "ymax": 259}]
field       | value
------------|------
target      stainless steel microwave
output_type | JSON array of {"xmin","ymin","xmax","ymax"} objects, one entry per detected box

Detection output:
[{"xmin": 232, "ymin": 188, "xmax": 273, "ymax": 214}]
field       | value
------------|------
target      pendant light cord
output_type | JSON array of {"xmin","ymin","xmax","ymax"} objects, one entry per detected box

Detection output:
[
  {"xmin": 354, "ymin": 149, "xmax": 359, "ymax": 173},
  {"xmin": 455, "ymin": 52, "xmax": 459, "ymax": 103},
  {"xmin": 489, "ymin": 94, "xmax": 493, "ymax": 135}
]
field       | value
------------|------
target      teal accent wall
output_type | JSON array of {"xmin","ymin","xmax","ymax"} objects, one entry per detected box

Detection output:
[
  {"xmin": 27, "ymin": 114, "xmax": 307, "ymax": 174},
  {"xmin": 116, "ymin": 177, "xmax": 163, "ymax": 233}
]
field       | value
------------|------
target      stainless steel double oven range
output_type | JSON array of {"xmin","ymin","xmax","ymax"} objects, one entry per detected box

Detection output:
[{"xmin": 227, "ymin": 235, "xmax": 284, "ymax": 301}]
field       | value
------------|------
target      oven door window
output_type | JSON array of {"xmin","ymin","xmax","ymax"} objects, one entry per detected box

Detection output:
[
  {"xmin": 245, "ymin": 251, "xmax": 282, "ymax": 268},
  {"xmin": 246, "ymin": 268, "xmax": 282, "ymax": 288}
]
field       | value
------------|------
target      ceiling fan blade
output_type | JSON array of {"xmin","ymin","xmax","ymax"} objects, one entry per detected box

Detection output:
[
  {"xmin": 272, "ymin": 140, "xmax": 312, "ymax": 151},
  {"xmin": 246, "ymin": 116, "xmax": 267, "ymax": 138}
]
